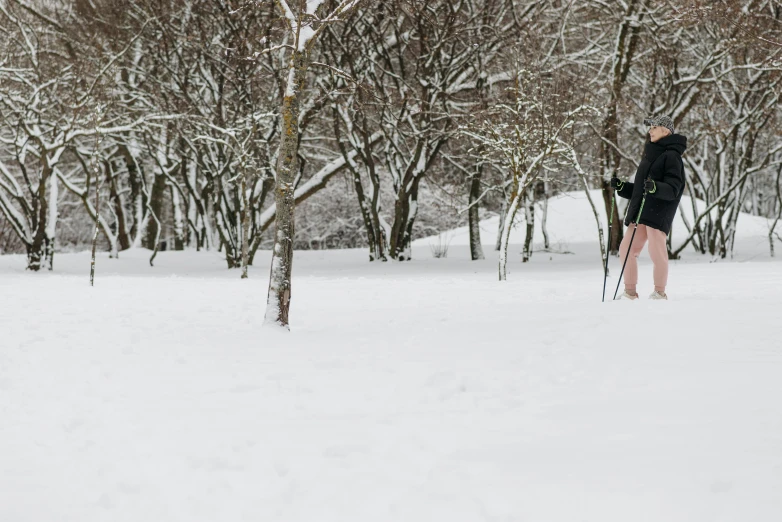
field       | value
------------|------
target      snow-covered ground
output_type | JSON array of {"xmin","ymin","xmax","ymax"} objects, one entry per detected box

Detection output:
[{"xmin": 2, "ymin": 192, "xmax": 781, "ymax": 522}]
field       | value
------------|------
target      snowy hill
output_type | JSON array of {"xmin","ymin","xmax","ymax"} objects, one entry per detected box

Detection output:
[
  {"xmin": 1, "ymin": 193, "xmax": 782, "ymax": 522},
  {"xmin": 414, "ymin": 190, "xmax": 772, "ymax": 253}
]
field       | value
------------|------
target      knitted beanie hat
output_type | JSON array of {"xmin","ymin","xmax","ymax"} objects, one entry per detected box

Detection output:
[{"xmin": 643, "ymin": 115, "xmax": 675, "ymax": 135}]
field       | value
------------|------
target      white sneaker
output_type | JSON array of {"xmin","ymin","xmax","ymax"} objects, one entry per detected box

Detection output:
[
  {"xmin": 649, "ymin": 291, "xmax": 668, "ymax": 300},
  {"xmin": 618, "ymin": 291, "xmax": 639, "ymax": 300}
]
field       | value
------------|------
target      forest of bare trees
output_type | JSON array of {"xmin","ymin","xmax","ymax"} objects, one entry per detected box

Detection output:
[{"xmin": 1, "ymin": 0, "xmax": 780, "ymax": 288}]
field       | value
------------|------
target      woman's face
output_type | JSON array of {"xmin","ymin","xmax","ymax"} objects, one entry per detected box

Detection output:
[{"xmin": 649, "ymin": 125, "xmax": 671, "ymax": 143}]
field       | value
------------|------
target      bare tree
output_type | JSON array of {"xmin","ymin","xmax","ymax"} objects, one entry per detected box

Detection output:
[
  {"xmin": 264, "ymin": 0, "xmax": 364, "ymax": 329},
  {"xmin": 464, "ymin": 62, "xmax": 593, "ymax": 281}
]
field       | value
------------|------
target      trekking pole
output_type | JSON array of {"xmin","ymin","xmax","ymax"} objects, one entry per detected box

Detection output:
[
  {"xmin": 601, "ymin": 188, "xmax": 616, "ymax": 302},
  {"xmin": 612, "ymin": 181, "xmax": 649, "ymax": 300}
]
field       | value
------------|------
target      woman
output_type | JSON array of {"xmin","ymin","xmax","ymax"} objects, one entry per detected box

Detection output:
[{"xmin": 610, "ymin": 115, "xmax": 687, "ymax": 300}]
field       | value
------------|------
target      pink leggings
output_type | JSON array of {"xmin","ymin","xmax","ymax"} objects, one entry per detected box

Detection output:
[{"xmin": 618, "ymin": 224, "xmax": 668, "ymax": 294}]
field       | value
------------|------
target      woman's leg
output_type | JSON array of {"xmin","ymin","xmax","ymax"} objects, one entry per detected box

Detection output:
[
  {"xmin": 618, "ymin": 224, "xmax": 648, "ymax": 295},
  {"xmin": 646, "ymin": 227, "xmax": 669, "ymax": 293}
]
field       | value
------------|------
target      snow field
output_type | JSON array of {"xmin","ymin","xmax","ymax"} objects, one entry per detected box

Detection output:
[{"xmin": 1, "ymin": 191, "xmax": 782, "ymax": 522}]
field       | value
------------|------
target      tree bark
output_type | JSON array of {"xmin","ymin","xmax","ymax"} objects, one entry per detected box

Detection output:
[
  {"xmin": 495, "ymin": 198, "xmax": 506, "ymax": 252},
  {"xmin": 143, "ymin": 172, "xmax": 167, "ymax": 251},
  {"xmin": 119, "ymin": 143, "xmax": 147, "ymax": 246},
  {"xmin": 389, "ymin": 185, "xmax": 411, "ymax": 261},
  {"xmin": 248, "ymin": 175, "xmax": 275, "ymax": 265},
  {"xmin": 768, "ymin": 164, "xmax": 782, "ymax": 257},
  {"xmin": 240, "ymin": 168, "xmax": 250, "ymax": 279},
  {"xmin": 108, "ymin": 164, "xmax": 131, "ymax": 252},
  {"xmin": 265, "ymin": 49, "xmax": 309, "ymax": 328},
  {"xmin": 468, "ymin": 164, "xmax": 485, "ymax": 261},
  {"xmin": 499, "ymin": 187, "xmax": 523, "ymax": 281},
  {"xmin": 333, "ymin": 105, "xmax": 386, "ymax": 261},
  {"xmin": 599, "ymin": 0, "xmax": 645, "ymax": 254},
  {"xmin": 170, "ymin": 185, "xmax": 185, "ymax": 251},
  {"xmin": 389, "ymin": 173, "xmax": 423, "ymax": 262},
  {"xmin": 27, "ymin": 164, "xmax": 54, "ymax": 271},
  {"xmin": 90, "ymin": 163, "xmax": 103, "ymax": 287},
  {"xmin": 522, "ymin": 192, "xmax": 534, "ymax": 263}
]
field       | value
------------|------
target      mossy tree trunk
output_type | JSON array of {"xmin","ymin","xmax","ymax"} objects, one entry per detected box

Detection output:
[{"xmin": 265, "ymin": 50, "xmax": 310, "ymax": 328}]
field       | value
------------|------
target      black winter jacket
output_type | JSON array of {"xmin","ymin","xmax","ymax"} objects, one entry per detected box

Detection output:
[{"xmin": 617, "ymin": 134, "xmax": 687, "ymax": 235}]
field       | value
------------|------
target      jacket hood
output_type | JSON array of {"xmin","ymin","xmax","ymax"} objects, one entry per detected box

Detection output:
[{"xmin": 655, "ymin": 134, "xmax": 687, "ymax": 155}]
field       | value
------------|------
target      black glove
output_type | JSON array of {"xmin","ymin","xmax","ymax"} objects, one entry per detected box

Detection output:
[
  {"xmin": 610, "ymin": 176, "xmax": 622, "ymax": 189},
  {"xmin": 644, "ymin": 178, "xmax": 656, "ymax": 193}
]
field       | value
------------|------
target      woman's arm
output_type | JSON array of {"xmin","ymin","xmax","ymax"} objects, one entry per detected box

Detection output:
[
  {"xmin": 615, "ymin": 180, "xmax": 634, "ymax": 199},
  {"xmin": 648, "ymin": 153, "xmax": 684, "ymax": 201}
]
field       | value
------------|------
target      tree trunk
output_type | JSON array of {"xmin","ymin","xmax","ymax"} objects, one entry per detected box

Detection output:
[
  {"xmin": 495, "ymin": 198, "xmax": 506, "ymax": 252},
  {"xmin": 389, "ymin": 187, "xmax": 410, "ymax": 261},
  {"xmin": 214, "ymin": 185, "xmax": 240, "ymax": 269},
  {"xmin": 45, "ymin": 171, "xmax": 57, "ymax": 270},
  {"xmin": 27, "ymin": 165, "xmax": 54, "ymax": 271},
  {"xmin": 400, "ymin": 177, "xmax": 421, "ymax": 261},
  {"xmin": 248, "ymin": 175, "xmax": 275, "ymax": 266},
  {"xmin": 90, "ymin": 166, "xmax": 103, "ymax": 287},
  {"xmin": 265, "ymin": 49, "xmax": 309, "ymax": 329},
  {"xmin": 539, "ymin": 181, "xmax": 550, "ymax": 250},
  {"xmin": 499, "ymin": 188, "xmax": 523, "ymax": 281},
  {"xmin": 143, "ymin": 172, "xmax": 167, "ymax": 251},
  {"xmin": 769, "ymin": 165, "xmax": 782, "ymax": 257},
  {"xmin": 240, "ymin": 169, "xmax": 250, "ymax": 279},
  {"xmin": 349, "ymin": 159, "xmax": 379, "ymax": 261},
  {"xmin": 468, "ymin": 165, "xmax": 485, "ymax": 261},
  {"xmin": 599, "ymin": 1, "xmax": 644, "ymax": 255},
  {"xmin": 170, "ymin": 185, "xmax": 185, "ymax": 251},
  {"xmin": 522, "ymin": 192, "xmax": 534, "ymax": 263},
  {"xmin": 388, "ymin": 175, "xmax": 422, "ymax": 262},
  {"xmin": 333, "ymin": 104, "xmax": 387, "ymax": 262},
  {"xmin": 366, "ymin": 157, "xmax": 387, "ymax": 262},
  {"xmin": 108, "ymin": 165, "xmax": 131, "ymax": 252},
  {"xmin": 119, "ymin": 143, "xmax": 147, "ymax": 246}
]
